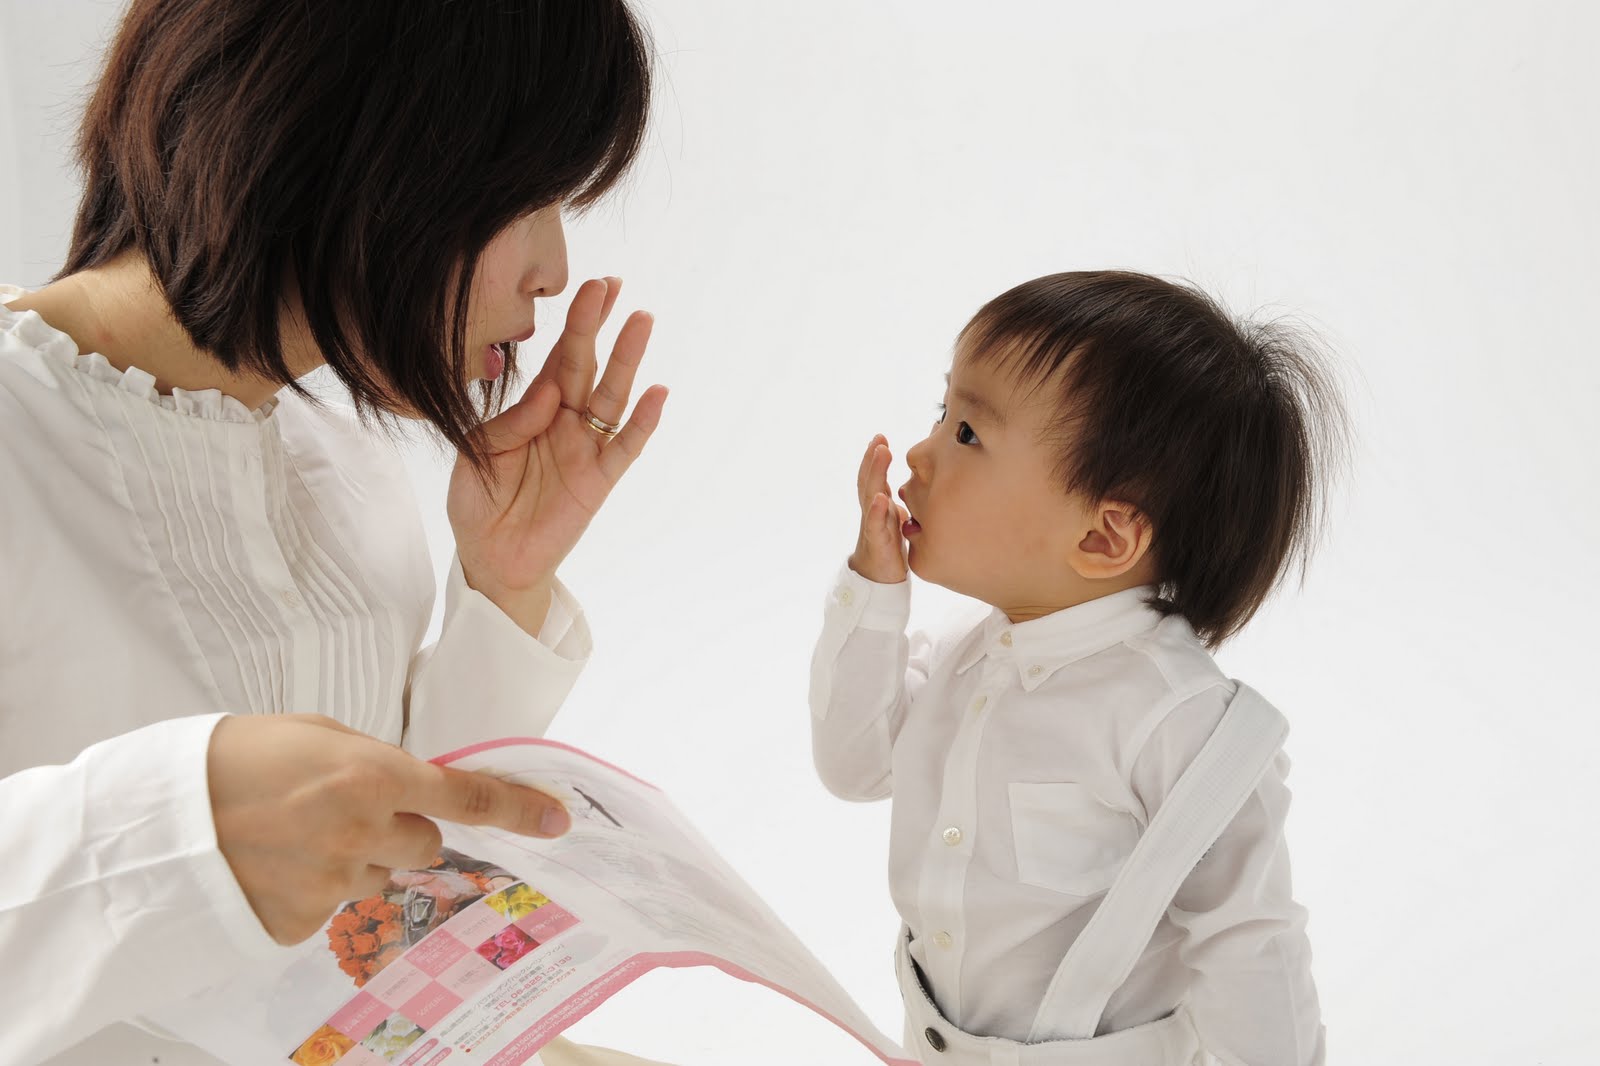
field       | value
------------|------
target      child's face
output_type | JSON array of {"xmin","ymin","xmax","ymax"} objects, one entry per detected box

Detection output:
[{"xmin": 898, "ymin": 349, "xmax": 1109, "ymax": 617}]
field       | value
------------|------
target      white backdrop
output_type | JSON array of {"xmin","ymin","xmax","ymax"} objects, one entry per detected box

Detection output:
[{"xmin": 4, "ymin": 1, "xmax": 1598, "ymax": 1064}]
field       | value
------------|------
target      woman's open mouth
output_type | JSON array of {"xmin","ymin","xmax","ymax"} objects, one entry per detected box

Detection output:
[{"xmin": 482, "ymin": 343, "xmax": 506, "ymax": 381}]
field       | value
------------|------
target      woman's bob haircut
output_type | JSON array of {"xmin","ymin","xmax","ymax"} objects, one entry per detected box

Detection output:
[{"xmin": 63, "ymin": 0, "xmax": 653, "ymax": 467}]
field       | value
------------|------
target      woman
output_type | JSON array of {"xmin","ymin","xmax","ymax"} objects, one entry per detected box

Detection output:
[{"xmin": 0, "ymin": 2, "xmax": 671, "ymax": 1064}]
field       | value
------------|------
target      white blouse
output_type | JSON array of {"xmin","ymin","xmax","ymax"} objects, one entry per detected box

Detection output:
[
  {"xmin": 0, "ymin": 287, "xmax": 591, "ymax": 1065},
  {"xmin": 810, "ymin": 563, "xmax": 1325, "ymax": 1065}
]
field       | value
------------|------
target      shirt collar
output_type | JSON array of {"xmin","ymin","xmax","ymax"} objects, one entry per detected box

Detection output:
[{"xmin": 953, "ymin": 586, "xmax": 1164, "ymax": 690}]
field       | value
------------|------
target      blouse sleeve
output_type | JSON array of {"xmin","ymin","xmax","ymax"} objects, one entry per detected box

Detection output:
[
  {"xmin": 400, "ymin": 555, "xmax": 593, "ymax": 759},
  {"xmin": 0, "ymin": 713, "xmax": 289, "ymax": 1065}
]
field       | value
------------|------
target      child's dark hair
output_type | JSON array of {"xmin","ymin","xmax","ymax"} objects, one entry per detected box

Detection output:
[{"xmin": 961, "ymin": 271, "xmax": 1348, "ymax": 648}]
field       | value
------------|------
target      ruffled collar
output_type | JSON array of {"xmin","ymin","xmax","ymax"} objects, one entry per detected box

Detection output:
[{"xmin": 1, "ymin": 284, "xmax": 279, "ymax": 425}]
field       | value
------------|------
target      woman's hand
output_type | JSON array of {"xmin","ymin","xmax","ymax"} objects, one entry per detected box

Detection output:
[
  {"xmin": 208, "ymin": 714, "xmax": 571, "ymax": 945},
  {"xmin": 448, "ymin": 277, "xmax": 667, "ymax": 634},
  {"xmin": 848, "ymin": 434, "xmax": 909, "ymax": 584}
]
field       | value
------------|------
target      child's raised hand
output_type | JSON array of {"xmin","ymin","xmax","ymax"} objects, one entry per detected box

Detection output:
[{"xmin": 848, "ymin": 434, "xmax": 909, "ymax": 584}]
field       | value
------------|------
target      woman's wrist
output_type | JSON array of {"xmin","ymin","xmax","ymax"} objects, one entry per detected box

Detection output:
[{"xmin": 460, "ymin": 567, "xmax": 555, "ymax": 639}]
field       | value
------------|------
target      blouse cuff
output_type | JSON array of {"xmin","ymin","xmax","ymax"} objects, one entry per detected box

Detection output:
[
  {"xmin": 401, "ymin": 557, "xmax": 592, "ymax": 758},
  {"xmin": 84, "ymin": 712, "xmax": 287, "ymax": 966}
]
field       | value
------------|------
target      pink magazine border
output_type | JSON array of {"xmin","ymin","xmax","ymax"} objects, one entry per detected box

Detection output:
[
  {"xmin": 430, "ymin": 736, "xmax": 662, "ymax": 792},
  {"xmin": 483, "ymin": 950, "xmax": 917, "ymax": 1066}
]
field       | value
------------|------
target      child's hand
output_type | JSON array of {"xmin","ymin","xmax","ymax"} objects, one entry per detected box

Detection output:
[{"xmin": 848, "ymin": 434, "xmax": 909, "ymax": 584}]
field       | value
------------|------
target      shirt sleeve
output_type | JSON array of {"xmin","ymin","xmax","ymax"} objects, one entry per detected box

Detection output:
[
  {"xmin": 401, "ymin": 555, "xmax": 592, "ymax": 759},
  {"xmin": 808, "ymin": 562, "xmax": 934, "ymax": 802},
  {"xmin": 0, "ymin": 714, "xmax": 290, "ymax": 1065},
  {"xmin": 1129, "ymin": 686, "xmax": 1326, "ymax": 1066}
]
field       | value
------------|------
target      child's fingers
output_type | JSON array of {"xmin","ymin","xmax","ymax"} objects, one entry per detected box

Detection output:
[
  {"xmin": 859, "ymin": 439, "xmax": 889, "ymax": 511},
  {"xmin": 864, "ymin": 492, "xmax": 889, "ymax": 548},
  {"xmin": 885, "ymin": 499, "xmax": 907, "ymax": 558},
  {"xmin": 867, "ymin": 492, "xmax": 900, "ymax": 566},
  {"xmin": 856, "ymin": 436, "xmax": 883, "ymax": 506},
  {"xmin": 871, "ymin": 444, "xmax": 893, "ymax": 499}
]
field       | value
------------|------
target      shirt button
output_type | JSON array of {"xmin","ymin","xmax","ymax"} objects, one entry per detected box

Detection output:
[
  {"xmin": 924, "ymin": 1027, "xmax": 947, "ymax": 1052},
  {"xmin": 933, "ymin": 931, "xmax": 953, "ymax": 949},
  {"xmin": 281, "ymin": 588, "xmax": 304, "ymax": 609},
  {"xmin": 941, "ymin": 826, "xmax": 962, "ymax": 846},
  {"xmin": 1028, "ymin": 665, "xmax": 1043, "ymax": 677},
  {"xmin": 971, "ymin": 696, "xmax": 987, "ymax": 712},
  {"xmin": 1000, "ymin": 631, "xmax": 1013, "ymax": 647},
  {"xmin": 838, "ymin": 587, "xmax": 854, "ymax": 606}
]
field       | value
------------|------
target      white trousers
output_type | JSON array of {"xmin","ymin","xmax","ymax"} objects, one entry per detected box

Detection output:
[{"xmin": 894, "ymin": 935, "xmax": 1203, "ymax": 1066}]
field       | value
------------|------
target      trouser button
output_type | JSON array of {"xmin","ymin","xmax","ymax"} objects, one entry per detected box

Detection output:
[{"xmin": 924, "ymin": 1027, "xmax": 947, "ymax": 1052}]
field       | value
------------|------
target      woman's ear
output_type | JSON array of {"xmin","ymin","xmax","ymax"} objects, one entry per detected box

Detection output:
[{"xmin": 1071, "ymin": 500, "xmax": 1154, "ymax": 579}]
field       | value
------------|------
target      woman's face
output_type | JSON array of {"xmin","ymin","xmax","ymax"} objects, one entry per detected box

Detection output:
[{"xmin": 464, "ymin": 205, "xmax": 569, "ymax": 383}]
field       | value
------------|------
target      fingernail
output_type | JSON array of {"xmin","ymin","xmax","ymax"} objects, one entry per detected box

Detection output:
[{"xmin": 540, "ymin": 805, "xmax": 571, "ymax": 837}]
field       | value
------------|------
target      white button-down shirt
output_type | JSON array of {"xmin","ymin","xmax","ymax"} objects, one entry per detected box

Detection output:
[{"xmin": 810, "ymin": 564, "xmax": 1324, "ymax": 1066}]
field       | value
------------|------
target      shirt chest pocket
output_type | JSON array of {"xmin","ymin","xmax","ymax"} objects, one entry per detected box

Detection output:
[{"xmin": 1008, "ymin": 782, "xmax": 1142, "ymax": 897}]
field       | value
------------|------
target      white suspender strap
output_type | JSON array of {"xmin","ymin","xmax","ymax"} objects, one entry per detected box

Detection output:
[{"xmin": 1026, "ymin": 683, "xmax": 1289, "ymax": 1043}]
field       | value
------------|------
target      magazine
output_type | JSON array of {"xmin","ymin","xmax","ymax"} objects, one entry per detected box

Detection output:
[{"xmin": 146, "ymin": 737, "xmax": 917, "ymax": 1066}]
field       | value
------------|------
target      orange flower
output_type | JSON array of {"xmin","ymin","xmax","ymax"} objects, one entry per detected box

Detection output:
[
  {"xmin": 329, "ymin": 911, "xmax": 363, "ymax": 936},
  {"xmin": 353, "ymin": 897, "xmax": 386, "ymax": 920},
  {"xmin": 377, "ymin": 919, "xmax": 404, "ymax": 946},
  {"xmin": 290, "ymin": 1025, "xmax": 354, "ymax": 1066},
  {"xmin": 348, "ymin": 933, "xmax": 379, "ymax": 957}
]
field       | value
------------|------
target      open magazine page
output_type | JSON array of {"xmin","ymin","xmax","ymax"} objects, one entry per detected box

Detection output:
[{"xmin": 145, "ymin": 738, "xmax": 914, "ymax": 1066}]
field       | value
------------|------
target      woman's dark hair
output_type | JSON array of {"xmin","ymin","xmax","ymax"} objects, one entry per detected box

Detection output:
[
  {"xmin": 61, "ymin": 0, "xmax": 653, "ymax": 468},
  {"xmin": 961, "ymin": 271, "xmax": 1348, "ymax": 648}
]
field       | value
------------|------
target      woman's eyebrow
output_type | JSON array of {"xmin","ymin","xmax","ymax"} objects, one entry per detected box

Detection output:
[{"xmin": 944, "ymin": 373, "xmax": 1008, "ymax": 426}]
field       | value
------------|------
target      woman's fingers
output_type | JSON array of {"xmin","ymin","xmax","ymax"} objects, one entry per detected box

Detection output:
[
  {"xmin": 596, "ymin": 275, "xmax": 623, "ymax": 329},
  {"xmin": 368, "ymin": 812, "xmax": 446, "ymax": 872},
  {"xmin": 586, "ymin": 310, "xmax": 653, "ymax": 428},
  {"xmin": 475, "ymin": 381, "xmax": 561, "ymax": 458},
  {"xmin": 544, "ymin": 278, "xmax": 611, "ymax": 409},
  {"xmin": 596, "ymin": 384, "xmax": 668, "ymax": 485}
]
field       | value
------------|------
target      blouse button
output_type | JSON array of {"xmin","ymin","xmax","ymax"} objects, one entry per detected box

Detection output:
[
  {"xmin": 838, "ymin": 587, "xmax": 854, "ymax": 606},
  {"xmin": 941, "ymin": 826, "xmax": 962, "ymax": 846},
  {"xmin": 933, "ymin": 931, "xmax": 953, "ymax": 949},
  {"xmin": 999, "ymin": 631, "xmax": 1013, "ymax": 647},
  {"xmin": 1028, "ymin": 665, "xmax": 1043, "ymax": 677}
]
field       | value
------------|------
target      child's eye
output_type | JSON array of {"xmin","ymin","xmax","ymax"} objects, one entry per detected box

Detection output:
[{"xmin": 955, "ymin": 421, "xmax": 979, "ymax": 446}]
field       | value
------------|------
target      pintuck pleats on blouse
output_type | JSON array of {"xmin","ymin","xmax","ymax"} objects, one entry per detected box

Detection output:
[{"xmin": 0, "ymin": 286, "xmax": 589, "ymax": 1066}]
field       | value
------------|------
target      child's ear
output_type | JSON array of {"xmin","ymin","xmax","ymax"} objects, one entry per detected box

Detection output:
[{"xmin": 1071, "ymin": 500, "xmax": 1154, "ymax": 579}]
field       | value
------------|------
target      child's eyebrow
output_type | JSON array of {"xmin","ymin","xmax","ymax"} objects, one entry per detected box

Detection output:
[{"xmin": 944, "ymin": 372, "xmax": 1008, "ymax": 427}]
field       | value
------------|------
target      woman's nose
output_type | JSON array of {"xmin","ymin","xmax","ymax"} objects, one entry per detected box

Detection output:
[{"xmin": 527, "ymin": 211, "xmax": 569, "ymax": 297}]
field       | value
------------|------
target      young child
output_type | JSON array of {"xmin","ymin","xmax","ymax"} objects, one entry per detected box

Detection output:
[{"xmin": 810, "ymin": 271, "xmax": 1339, "ymax": 1066}]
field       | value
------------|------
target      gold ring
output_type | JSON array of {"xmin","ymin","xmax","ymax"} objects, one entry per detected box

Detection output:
[{"xmin": 584, "ymin": 409, "xmax": 622, "ymax": 437}]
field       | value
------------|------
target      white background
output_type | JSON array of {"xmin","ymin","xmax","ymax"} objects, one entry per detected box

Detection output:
[{"xmin": 4, "ymin": 1, "xmax": 1598, "ymax": 1063}]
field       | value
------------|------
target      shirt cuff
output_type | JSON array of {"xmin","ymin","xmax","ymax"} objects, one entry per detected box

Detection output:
[{"xmin": 826, "ymin": 561, "xmax": 912, "ymax": 634}]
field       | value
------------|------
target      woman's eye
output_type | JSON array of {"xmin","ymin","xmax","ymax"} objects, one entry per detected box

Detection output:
[
  {"xmin": 933, "ymin": 402, "xmax": 947, "ymax": 425},
  {"xmin": 955, "ymin": 421, "xmax": 978, "ymax": 446}
]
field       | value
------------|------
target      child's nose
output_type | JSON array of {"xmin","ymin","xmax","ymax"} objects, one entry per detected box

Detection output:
[{"xmin": 905, "ymin": 437, "xmax": 930, "ymax": 476}]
